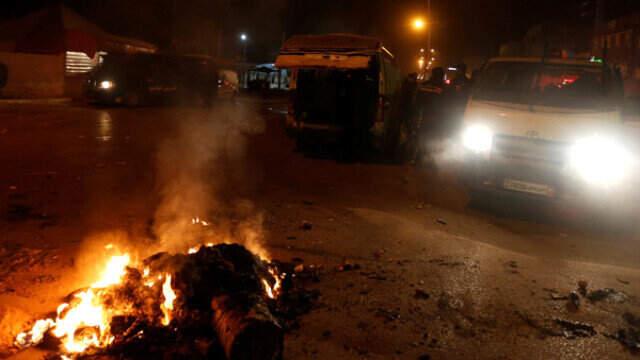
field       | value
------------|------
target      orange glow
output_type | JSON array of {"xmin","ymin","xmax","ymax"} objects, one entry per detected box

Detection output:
[
  {"xmin": 92, "ymin": 254, "xmax": 130, "ymax": 288},
  {"xmin": 262, "ymin": 267, "xmax": 283, "ymax": 300},
  {"xmin": 161, "ymin": 274, "xmax": 177, "ymax": 326},
  {"xmin": 411, "ymin": 17, "xmax": 426, "ymax": 31},
  {"xmin": 16, "ymin": 252, "xmax": 132, "ymax": 354}
]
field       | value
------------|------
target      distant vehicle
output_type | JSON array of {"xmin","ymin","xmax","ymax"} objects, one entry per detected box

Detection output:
[
  {"xmin": 243, "ymin": 63, "xmax": 289, "ymax": 92},
  {"xmin": 460, "ymin": 56, "xmax": 638, "ymax": 212},
  {"xmin": 217, "ymin": 69, "xmax": 239, "ymax": 99},
  {"xmin": 275, "ymin": 33, "xmax": 404, "ymax": 157},
  {"xmin": 86, "ymin": 53, "xmax": 218, "ymax": 106}
]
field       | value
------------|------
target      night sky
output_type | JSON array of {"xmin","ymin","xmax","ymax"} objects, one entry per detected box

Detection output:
[{"xmin": 2, "ymin": 0, "xmax": 640, "ymax": 70}]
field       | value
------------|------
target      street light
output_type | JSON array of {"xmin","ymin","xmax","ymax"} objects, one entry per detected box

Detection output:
[
  {"xmin": 239, "ymin": 33, "xmax": 248, "ymax": 60},
  {"xmin": 411, "ymin": 17, "xmax": 426, "ymax": 31}
]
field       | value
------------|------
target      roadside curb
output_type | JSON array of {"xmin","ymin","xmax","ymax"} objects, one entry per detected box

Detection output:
[{"xmin": 0, "ymin": 98, "xmax": 72, "ymax": 105}]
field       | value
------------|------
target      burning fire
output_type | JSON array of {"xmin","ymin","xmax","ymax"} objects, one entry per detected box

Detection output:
[
  {"xmin": 15, "ymin": 218, "xmax": 279, "ymax": 357},
  {"xmin": 160, "ymin": 274, "xmax": 176, "ymax": 326},
  {"xmin": 262, "ymin": 267, "xmax": 283, "ymax": 300},
  {"xmin": 15, "ymin": 250, "xmax": 133, "ymax": 354},
  {"xmin": 92, "ymin": 254, "xmax": 130, "ymax": 288}
]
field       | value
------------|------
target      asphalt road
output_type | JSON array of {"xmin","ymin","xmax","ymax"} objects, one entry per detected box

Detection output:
[{"xmin": 0, "ymin": 98, "xmax": 639, "ymax": 359}]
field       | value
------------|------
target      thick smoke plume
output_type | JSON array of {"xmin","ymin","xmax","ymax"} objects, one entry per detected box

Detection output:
[{"xmin": 151, "ymin": 103, "xmax": 267, "ymax": 257}]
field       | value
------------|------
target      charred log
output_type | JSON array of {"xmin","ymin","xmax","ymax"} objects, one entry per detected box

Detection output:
[{"xmin": 211, "ymin": 294, "xmax": 283, "ymax": 360}]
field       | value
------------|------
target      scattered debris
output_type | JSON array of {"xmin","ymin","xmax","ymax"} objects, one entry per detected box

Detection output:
[
  {"xmin": 586, "ymin": 288, "xmax": 627, "ymax": 303},
  {"xmin": 549, "ymin": 293, "xmax": 568, "ymax": 301},
  {"xmin": 414, "ymin": 289, "xmax": 430, "ymax": 300},
  {"xmin": 360, "ymin": 271, "xmax": 386, "ymax": 280},
  {"xmin": 566, "ymin": 291, "xmax": 580, "ymax": 312},
  {"xmin": 375, "ymin": 308, "xmax": 400, "ymax": 322},
  {"xmin": 373, "ymin": 249, "xmax": 385, "ymax": 259},
  {"xmin": 507, "ymin": 261, "xmax": 518, "ymax": 269},
  {"xmin": 516, "ymin": 311, "xmax": 562, "ymax": 338},
  {"xmin": 624, "ymin": 312, "xmax": 640, "ymax": 328},
  {"xmin": 555, "ymin": 319, "xmax": 596, "ymax": 338},
  {"xmin": 337, "ymin": 260, "xmax": 360, "ymax": 272},
  {"xmin": 429, "ymin": 258, "xmax": 464, "ymax": 267},
  {"xmin": 577, "ymin": 280, "xmax": 588, "ymax": 296},
  {"xmin": 437, "ymin": 292, "xmax": 464, "ymax": 311},
  {"xmin": 301, "ymin": 221, "xmax": 313, "ymax": 230},
  {"xmin": 608, "ymin": 329, "xmax": 640, "ymax": 352},
  {"xmin": 617, "ymin": 278, "xmax": 630, "ymax": 285},
  {"xmin": 604, "ymin": 312, "xmax": 640, "ymax": 352},
  {"xmin": 436, "ymin": 218, "xmax": 447, "ymax": 225}
]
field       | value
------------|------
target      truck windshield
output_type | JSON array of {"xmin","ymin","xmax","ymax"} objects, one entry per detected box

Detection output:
[{"xmin": 474, "ymin": 61, "xmax": 617, "ymax": 109}]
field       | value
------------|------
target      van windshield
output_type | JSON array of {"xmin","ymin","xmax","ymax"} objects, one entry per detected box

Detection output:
[{"xmin": 474, "ymin": 61, "xmax": 618, "ymax": 109}]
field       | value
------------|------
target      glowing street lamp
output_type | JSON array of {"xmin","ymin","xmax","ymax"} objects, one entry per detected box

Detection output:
[
  {"xmin": 239, "ymin": 33, "xmax": 248, "ymax": 60},
  {"xmin": 411, "ymin": 17, "xmax": 426, "ymax": 31}
]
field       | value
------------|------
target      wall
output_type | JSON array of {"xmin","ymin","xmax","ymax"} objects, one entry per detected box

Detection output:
[{"xmin": 0, "ymin": 52, "xmax": 64, "ymax": 98}]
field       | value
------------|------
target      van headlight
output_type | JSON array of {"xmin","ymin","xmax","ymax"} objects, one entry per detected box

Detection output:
[
  {"xmin": 99, "ymin": 80, "xmax": 114, "ymax": 90},
  {"xmin": 462, "ymin": 124, "xmax": 493, "ymax": 153},
  {"xmin": 568, "ymin": 135, "xmax": 634, "ymax": 186}
]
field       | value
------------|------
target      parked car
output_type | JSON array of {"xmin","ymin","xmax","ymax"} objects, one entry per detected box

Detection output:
[{"xmin": 86, "ymin": 53, "xmax": 218, "ymax": 106}]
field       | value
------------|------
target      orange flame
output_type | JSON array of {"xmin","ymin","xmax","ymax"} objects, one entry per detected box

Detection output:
[
  {"xmin": 262, "ymin": 267, "xmax": 283, "ymax": 300},
  {"xmin": 15, "ymin": 253, "xmax": 131, "ymax": 354},
  {"xmin": 160, "ymin": 274, "xmax": 176, "ymax": 326},
  {"xmin": 92, "ymin": 254, "xmax": 130, "ymax": 288}
]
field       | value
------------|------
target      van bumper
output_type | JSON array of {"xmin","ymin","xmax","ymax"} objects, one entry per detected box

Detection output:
[{"xmin": 462, "ymin": 152, "xmax": 639, "ymax": 211}]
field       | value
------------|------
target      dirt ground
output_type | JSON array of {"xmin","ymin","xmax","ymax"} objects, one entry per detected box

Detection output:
[{"xmin": 0, "ymin": 99, "xmax": 639, "ymax": 359}]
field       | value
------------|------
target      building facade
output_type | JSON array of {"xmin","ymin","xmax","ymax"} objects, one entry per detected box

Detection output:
[{"xmin": 592, "ymin": 13, "xmax": 640, "ymax": 80}]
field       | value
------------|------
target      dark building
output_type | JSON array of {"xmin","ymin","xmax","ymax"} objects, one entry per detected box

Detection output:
[{"xmin": 592, "ymin": 13, "xmax": 640, "ymax": 82}]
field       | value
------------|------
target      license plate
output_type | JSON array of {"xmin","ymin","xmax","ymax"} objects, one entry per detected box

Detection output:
[{"xmin": 503, "ymin": 179, "xmax": 555, "ymax": 197}]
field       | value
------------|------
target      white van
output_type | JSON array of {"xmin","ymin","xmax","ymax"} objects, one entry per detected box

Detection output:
[{"xmin": 460, "ymin": 57, "xmax": 638, "ymax": 208}]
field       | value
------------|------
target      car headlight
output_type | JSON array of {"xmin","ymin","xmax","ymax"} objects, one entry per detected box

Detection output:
[
  {"xmin": 568, "ymin": 135, "xmax": 634, "ymax": 186},
  {"xmin": 99, "ymin": 80, "xmax": 114, "ymax": 90},
  {"xmin": 462, "ymin": 124, "xmax": 493, "ymax": 153}
]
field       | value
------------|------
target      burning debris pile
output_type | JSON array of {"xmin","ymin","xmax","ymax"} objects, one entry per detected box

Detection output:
[{"xmin": 14, "ymin": 243, "xmax": 314, "ymax": 359}]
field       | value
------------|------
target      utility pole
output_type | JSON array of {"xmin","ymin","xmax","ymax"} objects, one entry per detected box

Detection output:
[
  {"xmin": 427, "ymin": 0, "xmax": 432, "ymax": 52},
  {"xmin": 594, "ymin": 0, "xmax": 604, "ymax": 56},
  {"xmin": 594, "ymin": 0, "xmax": 604, "ymax": 34}
]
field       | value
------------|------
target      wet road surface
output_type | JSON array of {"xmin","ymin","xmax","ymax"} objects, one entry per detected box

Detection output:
[{"xmin": 0, "ymin": 99, "xmax": 639, "ymax": 359}]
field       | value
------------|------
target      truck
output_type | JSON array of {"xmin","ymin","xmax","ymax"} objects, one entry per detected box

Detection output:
[{"xmin": 275, "ymin": 33, "xmax": 406, "ymax": 158}]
